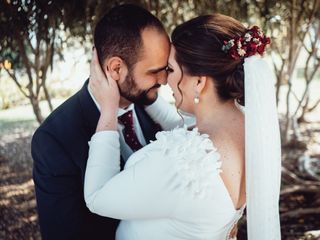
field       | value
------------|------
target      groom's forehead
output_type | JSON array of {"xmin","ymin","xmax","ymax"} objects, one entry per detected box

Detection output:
[{"xmin": 138, "ymin": 28, "xmax": 170, "ymax": 63}]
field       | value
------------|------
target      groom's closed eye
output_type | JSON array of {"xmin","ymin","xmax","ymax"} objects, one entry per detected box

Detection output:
[
  {"xmin": 148, "ymin": 65, "xmax": 168, "ymax": 74},
  {"xmin": 148, "ymin": 65, "xmax": 171, "ymax": 82}
]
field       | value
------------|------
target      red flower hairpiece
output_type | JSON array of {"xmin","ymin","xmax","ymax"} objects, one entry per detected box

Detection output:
[{"xmin": 221, "ymin": 26, "xmax": 271, "ymax": 60}]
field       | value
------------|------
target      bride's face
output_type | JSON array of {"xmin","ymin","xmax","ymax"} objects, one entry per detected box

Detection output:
[{"xmin": 167, "ymin": 46, "xmax": 197, "ymax": 114}]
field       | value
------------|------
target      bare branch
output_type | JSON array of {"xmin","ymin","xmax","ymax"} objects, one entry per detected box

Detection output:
[
  {"xmin": 4, "ymin": 69, "xmax": 29, "ymax": 98},
  {"xmin": 281, "ymin": 184, "xmax": 320, "ymax": 195},
  {"xmin": 281, "ymin": 167, "xmax": 320, "ymax": 186},
  {"xmin": 307, "ymin": 98, "xmax": 320, "ymax": 113},
  {"xmin": 15, "ymin": 36, "xmax": 34, "ymax": 87},
  {"xmin": 25, "ymin": 36, "xmax": 36, "ymax": 55},
  {"xmin": 281, "ymin": 207, "xmax": 320, "ymax": 218}
]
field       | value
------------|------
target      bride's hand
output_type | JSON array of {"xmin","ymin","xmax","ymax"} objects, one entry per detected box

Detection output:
[
  {"xmin": 229, "ymin": 224, "xmax": 238, "ymax": 239},
  {"xmin": 89, "ymin": 48, "xmax": 120, "ymax": 131},
  {"xmin": 89, "ymin": 48, "xmax": 120, "ymax": 114}
]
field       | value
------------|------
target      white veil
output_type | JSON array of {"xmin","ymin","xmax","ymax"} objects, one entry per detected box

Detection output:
[{"xmin": 244, "ymin": 55, "xmax": 282, "ymax": 239}]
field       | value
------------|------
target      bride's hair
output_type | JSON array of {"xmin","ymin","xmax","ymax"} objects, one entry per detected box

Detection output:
[{"xmin": 171, "ymin": 14, "xmax": 246, "ymax": 106}]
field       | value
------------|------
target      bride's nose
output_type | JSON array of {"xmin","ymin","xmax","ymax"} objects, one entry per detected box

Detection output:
[
  {"xmin": 158, "ymin": 77, "xmax": 167, "ymax": 85},
  {"xmin": 157, "ymin": 71, "xmax": 168, "ymax": 85}
]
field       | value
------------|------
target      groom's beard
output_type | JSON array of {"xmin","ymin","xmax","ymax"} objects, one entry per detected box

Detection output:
[{"xmin": 118, "ymin": 71, "xmax": 161, "ymax": 106}]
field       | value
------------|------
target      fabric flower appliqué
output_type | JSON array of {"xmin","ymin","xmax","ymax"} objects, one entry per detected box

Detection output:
[{"xmin": 155, "ymin": 126, "xmax": 222, "ymax": 199}]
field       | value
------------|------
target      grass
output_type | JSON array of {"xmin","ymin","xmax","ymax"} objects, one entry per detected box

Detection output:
[{"xmin": 0, "ymin": 99, "xmax": 65, "ymax": 136}]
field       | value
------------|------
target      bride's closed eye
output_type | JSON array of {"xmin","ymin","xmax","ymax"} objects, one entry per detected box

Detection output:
[{"xmin": 165, "ymin": 66, "xmax": 174, "ymax": 73}]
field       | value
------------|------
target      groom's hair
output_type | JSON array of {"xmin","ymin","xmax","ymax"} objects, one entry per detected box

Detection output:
[{"xmin": 94, "ymin": 4, "xmax": 167, "ymax": 68}]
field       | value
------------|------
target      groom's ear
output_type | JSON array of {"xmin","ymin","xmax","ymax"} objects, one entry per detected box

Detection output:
[{"xmin": 104, "ymin": 57, "xmax": 127, "ymax": 81}]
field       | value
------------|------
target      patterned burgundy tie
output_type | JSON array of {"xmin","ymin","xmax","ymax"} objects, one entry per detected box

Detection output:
[{"xmin": 118, "ymin": 110, "xmax": 143, "ymax": 151}]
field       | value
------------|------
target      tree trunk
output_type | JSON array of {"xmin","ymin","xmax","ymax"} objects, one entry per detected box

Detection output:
[
  {"xmin": 275, "ymin": 72, "xmax": 282, "ymax": 106},
  {"xmin": 30, "ymin": 96, "xmax": 44, "ymax": 124},
  {"xmin": 297, "ymin": 95, "xmax": 310, "ymax": 123},
  {"xmin": 43, "ymin": 84, "xmax": 53, "ymax": 112}
]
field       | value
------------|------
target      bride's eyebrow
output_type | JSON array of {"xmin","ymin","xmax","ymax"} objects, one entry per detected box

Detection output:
[{"xmin": 148, "ymin": 65, "xmax": 168, "ymax": 74}]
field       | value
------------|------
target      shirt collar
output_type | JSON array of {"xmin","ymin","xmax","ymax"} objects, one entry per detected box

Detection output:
[{"xmin": 117, "ymin": 103, "xmax": 134, "ymax": 117}]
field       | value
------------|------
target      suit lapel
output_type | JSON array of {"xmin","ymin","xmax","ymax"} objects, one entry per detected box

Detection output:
[
  {"xmin": 77, "ymin": 79, "xmax": 100, "ymax": 139},
  {"xmin": 77, "ymin": 80, "xmax": 127, "ymax": 169}
]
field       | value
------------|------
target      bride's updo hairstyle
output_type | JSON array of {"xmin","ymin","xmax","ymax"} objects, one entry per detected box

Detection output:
[{"xmin": 171, "ymin": 14, "xmax": 247, "ymax": 106}]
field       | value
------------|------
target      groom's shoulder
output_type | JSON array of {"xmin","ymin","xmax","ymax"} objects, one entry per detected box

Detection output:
[
  {"xmin": 34, "ymin": 82, "xmax": 89, "ymax": 139},
  {"xmin": 41, "ymin": 92, "xmax": 80, "ymax": 130}
]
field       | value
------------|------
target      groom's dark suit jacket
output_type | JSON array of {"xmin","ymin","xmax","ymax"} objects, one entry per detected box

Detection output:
[{"xmin": 31, "ymin": 80, "xmax": 161, "ymax": 240}]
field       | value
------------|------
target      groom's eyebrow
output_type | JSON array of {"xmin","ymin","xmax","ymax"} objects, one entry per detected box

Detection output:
[{"xmin": 148, "ymin": 65, "xmax": 168, "ymax": 74}]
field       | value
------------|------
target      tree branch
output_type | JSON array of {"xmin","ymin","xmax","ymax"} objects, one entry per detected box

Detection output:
[
  {"xmin": 307, "ymin": 98, "xmax": 320, "ymax": 113},
  {"xmin": 281, "ymin": 184, "xmax": 320, "ymax": 196},
  {"xmin": 281, "ymin": 166, "xmax": 320, "ymax": 186},
  {"xmin": 281, "ymin": 207, "xmax": 320, "ymax": 218},
  {"xmin": 4, "ymin": 69, "xmax": 29, "ymax": 98}
]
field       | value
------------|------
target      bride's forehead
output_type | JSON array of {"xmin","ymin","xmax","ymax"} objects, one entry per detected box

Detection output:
[{"xmin": 169, "ymin": 47, "xmax": 176, "ymax": 59}]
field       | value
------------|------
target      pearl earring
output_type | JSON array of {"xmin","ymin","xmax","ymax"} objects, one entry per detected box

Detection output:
[{"xmin": 194, "ymin": 96, "xmax": 200, "ymax": 104}]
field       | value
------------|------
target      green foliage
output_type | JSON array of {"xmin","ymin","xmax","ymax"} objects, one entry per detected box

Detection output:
[
  {"xmin": 0, "ymin": 0, "xmax": 319, "ymax": 124},
  {"xmin": 0, "ymin": 0, "xmax": 82, "ymax": 71}
]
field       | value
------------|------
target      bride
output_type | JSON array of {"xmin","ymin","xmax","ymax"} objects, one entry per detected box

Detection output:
[{"xmin": 84, "ymin": 13, "xmax": 282, "ymax": 240}]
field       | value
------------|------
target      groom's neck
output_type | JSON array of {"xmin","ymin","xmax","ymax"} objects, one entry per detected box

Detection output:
[{"xmin": 119, "ymin": 96, "xmax": 132, "ymax": 109}]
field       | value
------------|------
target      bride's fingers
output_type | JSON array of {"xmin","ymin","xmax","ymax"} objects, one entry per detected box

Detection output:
[
  {"xmin": 90, "ymin": 48, "xmax": 108, "ymax": 85},
  {"xmin": 229, "ymin": 225, "xmax": 238, "ymax": 239},
  {"xmin": 90, "ymin": 48, "xmax": 119, "ymax": 96},
  {"xmin": 89, "ymin": 49, "xmax": 98, "ymax": 88},
  {"xmin": 94, "ymin": 49, "xmax": 108, "ymax": 83},
  {"xmin": 90, "ymin": 48, "xmax": 98, "ymax": 79},
  {"xmin": 105, "ymin": 70, "xmax": 118, "ymax": 88}
]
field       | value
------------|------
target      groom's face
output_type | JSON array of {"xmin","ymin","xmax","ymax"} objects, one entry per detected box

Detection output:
[{"xmin": 118, "ymin": 27, "xmax": 170, "ymax": 105}]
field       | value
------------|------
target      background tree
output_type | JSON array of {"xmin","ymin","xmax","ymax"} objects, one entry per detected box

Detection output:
[
  {"xmin": 251, "ymin": 0, "xmax": 320, "ymax": 144},
  {"xmin": 295, "ymin": 20, "xmax": 320, "ymax": 123},
  {"xmin": 0, "ymin": 0, "xmax": 249, "ymax": 123},
  {"xmin": 1, "ymin": 1, "xmax": 320, "ymax": 239},
  {"xmin": 0, "ymin": 0, "xmax": 103, "ymax": 123}
]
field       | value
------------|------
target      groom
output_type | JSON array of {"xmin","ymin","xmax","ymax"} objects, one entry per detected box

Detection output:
[{"xmin": 31, "ymin": 4, "xmax": 170, "ymax": 240}]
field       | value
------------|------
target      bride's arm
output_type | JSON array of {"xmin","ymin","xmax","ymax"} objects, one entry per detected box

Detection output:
[
  {"xmin": 145, "ymin": 96, "xmax": 196, "ymax": 130},
  {"xmin": 84, "ymin": 49, "xmax": 180, "ymax": 219},
  {"xmin": 84, "ymin": 132, "xmax": 180, "ymax": 219}
]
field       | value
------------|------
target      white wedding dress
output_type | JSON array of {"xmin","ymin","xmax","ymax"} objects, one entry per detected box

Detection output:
[
  {"xmin": 84, "ymin": 97, "xmax": 245, "ymax": 240},
  {"xmin": 85, "ymin": 56, "xmax": 282, "ymax": 240}
]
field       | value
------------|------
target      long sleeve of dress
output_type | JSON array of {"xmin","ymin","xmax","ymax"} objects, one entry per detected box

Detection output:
[
  {"xmin": 145, "ymin": 96, "xmax": 196, "ymax": 130},
  {"xmin": 84, "ymin": 131, "xmax": 182, "ymax": 220},
  {"xmin": 85, "ymin": 125, "xmax": 245, "ymax": 240}
]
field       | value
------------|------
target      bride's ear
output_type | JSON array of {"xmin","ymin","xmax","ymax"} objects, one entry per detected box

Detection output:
[
  {"xmin": 104, "ymin": 57, "xmax": 127, "ymax": 81},
  {"xmin": 194, "ymin": 76, "xmax": 207, "ymax": 94}
]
